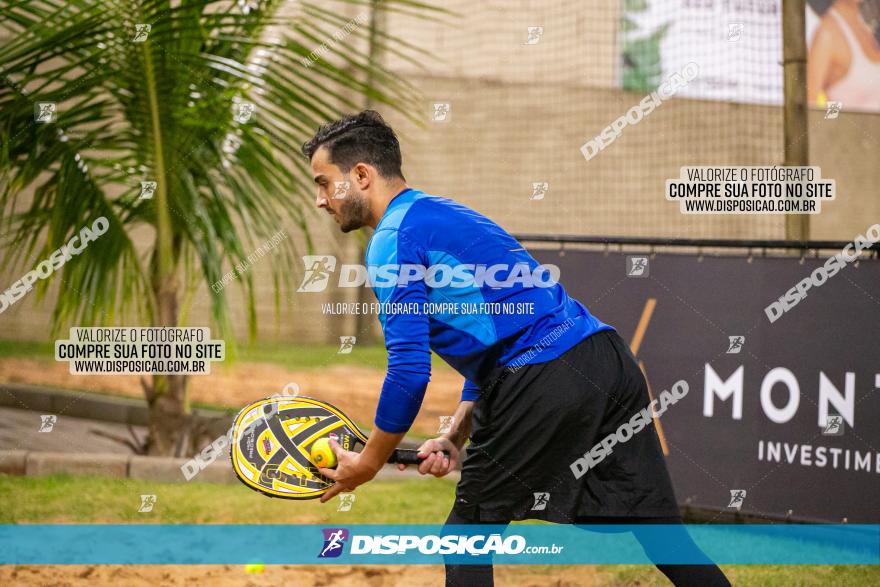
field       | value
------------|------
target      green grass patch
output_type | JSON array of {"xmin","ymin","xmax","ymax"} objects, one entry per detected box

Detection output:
[
  {"xmin": 0, "ymin": 338, "xmax": 454, "ymax": 374},
  {"xmin": 0, "ymin": 473, "xmax": 456, "ymax": 524},
  {"xmin": 1, "ymin": 474, "xmax": 877, "ymax": 586},
  {"xmin": 0, "ymin": 337, "xmax": 392, "ymax": 370},
  {"xmin": 236, "ymin": 341, "xmax": 391, "ymax": 370},
  {"xmin": 0, "ymin": 339, "xmax": 54, "ymax": 360},
  {"xmin": 236, "ymin": 341, "xmax": 454, "ymax": 373}
]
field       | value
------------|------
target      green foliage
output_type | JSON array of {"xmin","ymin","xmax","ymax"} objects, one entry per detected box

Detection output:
[
  {"xmin": 621, "ymin": 1, "xmax": 671, "ymax": 92},
  {"xmin": 0, "ymin": 0, "xmax": 441, "ymax": 343}
]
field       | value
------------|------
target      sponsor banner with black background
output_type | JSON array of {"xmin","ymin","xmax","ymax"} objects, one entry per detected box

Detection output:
[{"xmin": 529, "ymin": 249, "xmax": 879, "ymax": 523}]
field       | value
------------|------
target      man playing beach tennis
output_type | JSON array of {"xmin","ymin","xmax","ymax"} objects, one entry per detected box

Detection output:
[{"xmin": 302, "ymin": 110, "xmax": 729, "ymax": 586}]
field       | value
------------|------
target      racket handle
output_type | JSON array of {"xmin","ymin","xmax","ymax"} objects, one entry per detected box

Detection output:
[{"xmin": 388, "ymin": 448, "xmax": 450, "ymax": 465}]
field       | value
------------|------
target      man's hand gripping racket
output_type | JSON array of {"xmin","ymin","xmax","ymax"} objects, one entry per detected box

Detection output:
[
  {"xmin": 230, "ymin": 396, "xmax": 449, "ymax": 501},
  {"xmin": 397, "ymin": 436, "xmax": 460, "ymax": 477}
]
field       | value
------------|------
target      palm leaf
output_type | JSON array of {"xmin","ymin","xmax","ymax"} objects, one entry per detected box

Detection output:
[{"xmin": 0, "ymin": 0, "xmax": 440, "ymax": 343}]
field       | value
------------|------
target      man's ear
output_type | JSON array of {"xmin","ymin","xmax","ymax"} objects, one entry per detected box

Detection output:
[{"xmin": 353, "ymin": 162, "xmax": 372, "ymax": 190}]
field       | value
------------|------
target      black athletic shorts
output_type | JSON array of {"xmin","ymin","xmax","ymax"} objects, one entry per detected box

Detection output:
[{"xmin": 453, "ymin": 330, "xmax": 680, "ymax": 523}]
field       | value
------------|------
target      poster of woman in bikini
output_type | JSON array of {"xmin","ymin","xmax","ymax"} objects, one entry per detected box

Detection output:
[{"xmin": 807, "ymin": 0, "xmax": 880, "ymax": 112}]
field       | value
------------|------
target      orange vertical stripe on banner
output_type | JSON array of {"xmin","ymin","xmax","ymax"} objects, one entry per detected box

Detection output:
[
  {"xmin": 639, "ymin": 359, "xmax": 669, "ymax": 456},
  {"xmin": 629, "ymin": 298, "xmax": 668, "ymax": 456},
  {"xmin": 630, "ymin": 298, "xmax": 656, "ymax": 356}
]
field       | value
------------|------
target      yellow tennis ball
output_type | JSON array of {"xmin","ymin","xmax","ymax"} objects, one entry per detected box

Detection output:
[
  {"xmin": 244, "ymin": 563, "xmax": 264, "ymax": 574},
  {"xmin": 311, "ymin": 437, "xmax": 337, "ymax": 468}
]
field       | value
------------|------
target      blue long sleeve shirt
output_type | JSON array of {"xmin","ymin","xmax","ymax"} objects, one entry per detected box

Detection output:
[{"xmin": 366, "ymin": 188, "xmax": 613, "ymax": 433}]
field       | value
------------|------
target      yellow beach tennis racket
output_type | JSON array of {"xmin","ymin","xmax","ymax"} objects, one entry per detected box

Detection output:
[{"xmin": 230, "ymin": 395, "xmax": 427, "ymax": 500}]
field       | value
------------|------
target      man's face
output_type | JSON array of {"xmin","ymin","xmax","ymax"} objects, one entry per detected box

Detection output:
[{"xmin": 310, "ymin": 146, "xmax": 371, "ymax": 233}]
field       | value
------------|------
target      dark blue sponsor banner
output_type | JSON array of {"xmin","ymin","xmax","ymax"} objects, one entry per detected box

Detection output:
[
  {"xmin": 531, "ymin": 249, "xmax": 880, "ymax": 523},
  {"xmin": 0, "ymin": 524, "xmax": 877, "ymax": 564}
]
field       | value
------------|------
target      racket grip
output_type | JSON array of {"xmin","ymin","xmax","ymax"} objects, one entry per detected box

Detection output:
[{"xmin": 389, "ymin": 448, "xmax": 450, "ymax": 465}]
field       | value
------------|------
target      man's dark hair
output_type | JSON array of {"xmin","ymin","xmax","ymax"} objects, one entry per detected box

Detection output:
[{"xmin": 301, "ymin": 110, "xmax": 404, "ymax": 179}]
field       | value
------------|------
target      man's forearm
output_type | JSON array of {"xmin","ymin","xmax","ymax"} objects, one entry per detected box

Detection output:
[
  {"xmin": 443, "ymin": 400, "xmax": 474, "ymax": 450},
  {"xmin": 363, "ymin": 400, "xmax": 473, "ymax": 470},
  {"xmin": 360, "ymin": 426, "xmax": 406, "ymax": 472}
]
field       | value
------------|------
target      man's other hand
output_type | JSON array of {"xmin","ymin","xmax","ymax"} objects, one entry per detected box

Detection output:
[{"xmin": 398, "ymin": 436, "xmax": 459, "ymax": 477}]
